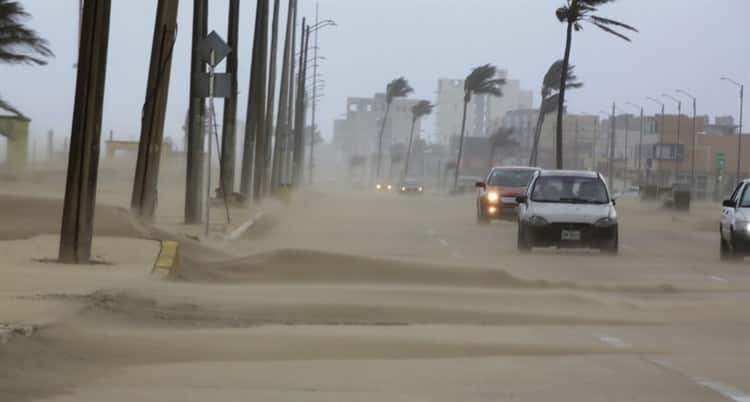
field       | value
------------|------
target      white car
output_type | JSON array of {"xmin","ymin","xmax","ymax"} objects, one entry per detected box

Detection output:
[
  {"xmin": 720, "ymin": 179, "xmax": 750, "ymax": 261},
  {"xmin": 516, "ymin": 170, "xmax": 618, "ymax": 254}
]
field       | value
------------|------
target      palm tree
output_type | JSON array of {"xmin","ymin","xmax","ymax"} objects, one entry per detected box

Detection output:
[
  {"xmin": 487, "ymin": 127, "xmax": 519, "ymax": 170},
  {"xmin": 403, "ymin": 100, "xmax": 433, "ymax": 179},
  {"xmin": 453, "ymin": 64, "xmax": 505, "ymax": 193},
  {"xmin": 554, "ymin": 0, "xmax": 636, "ymax": 169},
  {"xmin": 375, "ymin": 77, "xmax": 413, "ymax": 180},
  {"xmin": 0, "ymin": 0, "xmax": 53, "ymax": 115},
  {"xmin": 529, "ymin": 60, "xmax": 582, "ymax": 166}
]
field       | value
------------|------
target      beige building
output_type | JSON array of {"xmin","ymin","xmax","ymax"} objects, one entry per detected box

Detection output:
[{"xmin": 435, "ymin": 70, "xmax": 533, "ymax": 146}]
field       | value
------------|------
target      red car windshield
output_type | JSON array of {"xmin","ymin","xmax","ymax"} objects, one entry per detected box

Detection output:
[{"xmin": 487, "ymin": 169, "xmax": 536, "ymax": 187}]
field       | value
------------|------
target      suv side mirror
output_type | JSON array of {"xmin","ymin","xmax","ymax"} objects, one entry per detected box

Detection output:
[
  {"xmin": 723, "ymin": 199, "xmax": 736, "ymax": 208},
  {"xmin": 515, "ymin": 195, "xmax": 528, "ymax": 204},
  {"xmin": 611, "ymin": 197, "xmax": 617, "ymax": 206},
  {"xmin": 475, "ymin": 181, "xmax": 486, "ymax": 189}
]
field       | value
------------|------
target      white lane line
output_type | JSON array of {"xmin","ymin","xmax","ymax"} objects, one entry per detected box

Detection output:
[
  {"xmin": 694, "ymin": 378, "xmax": 750, "ymax": 402},
  {"xmin": 709, "ymin": 275, "xmax": 730, "ymax": 283},
  {"xmin": 593, "ymin": 334, "xmax": 631, "ymax": 349},
  {"xmin": 438, "ymin": 239, "xmax": 449, "ymax": 247}
]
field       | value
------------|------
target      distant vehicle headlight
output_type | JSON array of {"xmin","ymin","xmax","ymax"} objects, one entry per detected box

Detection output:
[
  {"xmin": 401, "ymin": 186, "xmax": 406, "ymax": 191},
  {"xmin": 418, "ymin": 187, "xmax": 423, "ymax": 192},
  {"xmin": 594, "ymin": 217, "xmax": 617, "ymax": 227},
  {"xmin": 528, "ymin": 215, "xmax": 549, "ymax": 226},
  {"xmin": 486, "ymin": 192, "xmax": 500, "ymax": 203},
  {"xmin": 376, "ymin": 184, "xmax": 382, "ymax": 190},
  {"xmin": 387, "ymin": 184, "xmax": 392, "ymax": 190}
]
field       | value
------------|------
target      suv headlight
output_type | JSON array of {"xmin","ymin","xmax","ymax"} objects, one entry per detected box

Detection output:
[
  {"xmin": 486, "ymin": 192, "xmax": 500, "ymax": 203},
  {"xmin": 595, "ymin": 217, "xmax": 617, "ymax": 227},
  {"xmin": 528, "ymin": 215, "xmax": 549, "ymax": 226}
]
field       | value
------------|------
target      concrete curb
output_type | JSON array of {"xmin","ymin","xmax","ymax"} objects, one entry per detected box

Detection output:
[{"xmin": 152, "ymin": 240, "xmax": 179, "ymax": 279}]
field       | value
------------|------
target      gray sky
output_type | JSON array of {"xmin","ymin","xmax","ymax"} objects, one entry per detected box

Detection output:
[{"xmin": 3, "ymin": 0, "xmax": 749, "ymax": 146}]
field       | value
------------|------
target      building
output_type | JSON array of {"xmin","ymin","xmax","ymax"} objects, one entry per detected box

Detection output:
[{"xmin": 435, "ymin": 71, "xmax": 533, "ymax": 146}]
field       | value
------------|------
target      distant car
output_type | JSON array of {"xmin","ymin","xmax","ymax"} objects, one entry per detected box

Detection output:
[
  {"xmin": 720, "ymin": 179, "xmax": 750, "ymax": 261},
  {"xmin": 375, "ymin": 182, "xmax": 393, "ymax": 191},
  {"xmin": 516, "ymin": 170, "xmax": 618, "ymax": 254},
  {"xmin": 475, "ymin": 166, "xmax": 539, "ymax": 223},
  {"xmin": 398, "ymin": 179, "xmax": 424, "ymax": 195}
]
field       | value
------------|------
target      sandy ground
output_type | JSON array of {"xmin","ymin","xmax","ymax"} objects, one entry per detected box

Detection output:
[{"xmin": 1, "ymin": 159, "xmax": 749, "ymax": 401}]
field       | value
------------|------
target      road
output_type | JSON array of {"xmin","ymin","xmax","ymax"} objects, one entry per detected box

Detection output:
[{"xmin": 2, "ymin": 190, "xmax": 749, "ymax": 402}]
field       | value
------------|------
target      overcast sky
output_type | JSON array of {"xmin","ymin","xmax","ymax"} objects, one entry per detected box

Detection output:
[{"xmin": 2, "ymin": 0, "xmax": 749, "ymax": 146}]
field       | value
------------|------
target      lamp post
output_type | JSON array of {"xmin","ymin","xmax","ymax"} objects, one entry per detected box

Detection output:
[
  {"xmin": 721, "ymin": 77, "xmax": 744, "ymax": 184},
  {"xmin": 625, "ymin": 102, "xmax": 644, "ymax": 179},
  {"xmin": 662, "ymin": 93, "xmax": 682, "ymax": 184},
  {"xmin": 646, "ymin": 97, "xmax": 665, "ymax": 186},
  {"xmin": 675, "ymin": 89, "xmax": 697, "ymax": 194},
  {"xmin": 614, "ymin": 105, "xmax": 629, "ymax": 190},
  {"xmin": 307, "ymin": 9, "xmax": 336, "ymax": 184}
]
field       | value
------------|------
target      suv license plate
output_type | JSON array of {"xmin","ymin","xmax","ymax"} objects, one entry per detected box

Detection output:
[{"xmin": 561, "ymin": 230, "xmax": 581, "ymax": 241}]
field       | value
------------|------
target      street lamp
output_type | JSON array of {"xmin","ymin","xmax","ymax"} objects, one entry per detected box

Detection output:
[
  {"xmin": 721, "ymin": 77, "xmax": 744, "ymax": 184},
  {"xmin": 675, "ymin": 89, "xmax": 697, "ymax": 194},
  {"xmin": 646, "ymin": 97, "xmax": 665, "ymax": 186},
  {"xmin": 307, "ymin": 5, "xmax": 337, "ymax": 185},
  {"xmin": 614, "ymin": 105, "xmax": 630, "ymax": 189},
  {"xmin": 625, "ymin": 102, "xmax": 644, "ymax": 175},
  {"xmin": 662, "ymin": 93, "xmax": 682, "ymax": 184}
]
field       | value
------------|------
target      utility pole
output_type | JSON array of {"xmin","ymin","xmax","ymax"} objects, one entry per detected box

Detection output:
[
  {"xmin": 676, "ymin": 89, "xmax": 697, "ymax": 194},
  {"xmin": 240, "ymin": 0, "xmax": 269, "ymax": 201},
  {"xmin": 185, "ymin": 0, "xmax": 207, "ymax": 223},
  {"xmin": 721, "ymin": 77, "xmax": 744, "ymax": 184},
  {"xmin": 132, "ymin": 0, "xmax": 179, "ymax": 221},
  {"xmin": 663, "ymin": 93, "xmax": 682, "ymax": 184},
  {"xmin": 220, "ymin": 0, "xmax": 239, "ymax": 197},
  {"xmin": 272, "ymin": 0, "xmax": 295, "ymax": 192},
  {"xmin": 309, "ymin": 3, "xmax": 320, "ymax": 185},
  {"xmin": 263, "ymin": 0, "xmax": 281, "ymax": 195},
  {"xmin": 609, "ymin": 103, "xmax": 616, "ymax": 192},
  {"xmin": 47, "ymin": 130, "xmax": 53, "ymax": 160},
  {"xmin": 626, "ymin": 102, "xmax": 644, "ymax": 181},
  {"xmin": 292, "ymin": 23, "xmax": 310, "ymax": 186},
  {"xmin": 59, "ymin": 0, "xmax": 111, "ymax": 263},
  {"xmin": 284, "ymin": 4, "xmax": 298, "ymax": 186}
]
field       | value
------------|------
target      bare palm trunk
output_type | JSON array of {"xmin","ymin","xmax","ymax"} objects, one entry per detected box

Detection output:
[
  {"xmin": 271, "ymin": 0, "xmax": 294, "ymax": 193},
  {"xmin": 529, "ymin": 106, "xmax": 546, "ymax": 166},
  {"xmin": 375, "ymin": 103, "xmax": 391, "ymax": 180},
  {"xmin": 555, "ymin": 18, "xmax": 574, "ymax": 169},
  {"xmin": 403, "ymin": 117, "xmax": 417, "ymax": 180},
  {"xmin": 220, "ymin": 0, "xmax": 239, "ymax": 198},
  {"xmin": 452, "ymin": 99, "xmax": 469, "ymax": 193},
  {"xmin": 263, "ymin": 0, "xmax": 281, "ymax": 195}
]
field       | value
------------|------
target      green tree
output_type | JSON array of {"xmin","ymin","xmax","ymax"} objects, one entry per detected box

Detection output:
[
  {"xmin": 0, "ymin": 0, "xmax": 53, "ymax": 115},
  {"xmin": 554, "ymin": 0, "xmax": 636, "ymax": 168},
  {"xmin": 375, "ymin": 77, "xmax": 413, "ymax": 180},
  {"xmin": 529, "ymin": 60, "xmax": 582, "ymax": 166},
  {"xmin": 403, "ymin": 100, "xmax": 433, "ymax": 179},
  {"xmin": 453, "ymin": 64, "xmax": 505, "ymax": 192}
]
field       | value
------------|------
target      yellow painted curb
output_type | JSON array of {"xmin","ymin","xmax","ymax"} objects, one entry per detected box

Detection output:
[{"xmin": 152, "ymin": 240, "xmax": 179, "ymax": 278}]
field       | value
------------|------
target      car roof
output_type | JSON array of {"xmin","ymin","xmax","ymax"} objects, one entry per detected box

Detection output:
[
  {"xmin": 490, "ymin": 165, "xmax": 540, "ymax": 171},
  {"xmin": 538, "ymin": 169, "xmax": 599, "ymax": 178}
]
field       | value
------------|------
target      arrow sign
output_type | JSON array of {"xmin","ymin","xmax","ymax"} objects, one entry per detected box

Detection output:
[{"xmin": 196, "ymin": 30, "xmax": 231, "ymax": 67}]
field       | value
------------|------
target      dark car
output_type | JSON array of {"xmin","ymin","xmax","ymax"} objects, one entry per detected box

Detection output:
[
  {"xmin": 475, "ymin": 166, "xmax": 539, "ymax": 224},
  {"xmin": 398, "ymin": 179, "xmax": 424, "ymax": 195}
]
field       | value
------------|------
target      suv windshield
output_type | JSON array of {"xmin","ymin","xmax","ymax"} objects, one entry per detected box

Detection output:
[
  {"xmin": 531, "ymin": 176, "xmax": 609, "ymax": 204},
  {"xmin": 487, "ymin": 169, "xmax": 536, "ymax": 187}
]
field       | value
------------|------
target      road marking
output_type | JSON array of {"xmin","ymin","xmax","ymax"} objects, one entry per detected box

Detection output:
[
  {"xmin": 450, "ymin": 251, "xmax": 464, "ymax": 259},
  {"xmin": 694, "ymin": 378, "xmax": 750, "ymax": 402},
  {"xmin": 594, "ymin": 334, "xmax": 631, "ymax": 349},
  {"xmin": 709, "ymin": 276, "xmax": 730, "ymax": 283},
  {"xmin": 426, "ymin": 228, "xmax": 436, "ymax": 237},
  {"xmin": 439, "ymin": 239, "xmax": 449, "ymax": 247}
]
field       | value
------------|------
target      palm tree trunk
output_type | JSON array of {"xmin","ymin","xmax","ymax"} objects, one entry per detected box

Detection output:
[
  {"xmin": 529, "ymin": 106, "xmax": 546, "ymax": 166},
  {"xmin": 453, "ymin": 99, "xmax": 469, "ymax": 192},
  {"xmin": 403, "ymin": 117, "xmax": 417, "ymax": 180},
  {"xmin": 220, "ymin": 0, "xmax": 239, "ymax": 198},
  {"xmin": 555, "ymin": 17, "xmax": 575, "ymax": 169},
  {"xmin": 375, "ymin": 103, "xmax": 391, "ymax": 180},
  {"xmin": 263, "ymin": 0, "xmax": 281, "ymax": 195},
  {"xmin": 271, "ymin": 0, "xmax": 294, "ymax": 193},
  {"xmin": 252, "ymin": 0, "xmax": 270, "ymax": 201}
]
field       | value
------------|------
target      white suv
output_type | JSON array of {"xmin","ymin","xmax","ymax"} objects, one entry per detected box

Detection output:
[
  {"xmin": 516, "ymin": 170, "xmax": 618, "ymax": 254},
  {"xmin": 720, "ymin": 179, "xmax": 750, "ymax": 261}
]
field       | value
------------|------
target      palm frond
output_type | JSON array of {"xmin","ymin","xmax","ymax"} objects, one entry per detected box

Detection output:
[
  {"xmin": 590, "ymin": 21, "xmax": 632, "ymax": 41},
  {"xmin": 0, "ymin": 0, "xmax": 53, "ymax": 65},
  {"xmin": 589, "ymin": 15, "xmax": 638, "ymax": 32},
  {"xmin": 489, "ymin": 127, "xmax": 518, "ymax": 148},
  {"xmin": 542, "ymin": 94, "xmax": 560, "ymax": 115},
  {"xmin": 542, "ymin": 59, "xmax": 583, "ymax": 96},
  {"xmin": 385, "ymin": 77, "xmax": 413, "ymax": 104},
  {"xmin": 465, "ymin": 65, "xmax": 505, "ymax": 100},
  {"xmin": 411, "ymin": 100, "xmax": 434, "ymax": 119}
]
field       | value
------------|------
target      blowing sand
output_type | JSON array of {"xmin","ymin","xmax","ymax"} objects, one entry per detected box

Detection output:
[{"xmin": 1, "ymin": 160, "xmax": 749, "ymax": 401}]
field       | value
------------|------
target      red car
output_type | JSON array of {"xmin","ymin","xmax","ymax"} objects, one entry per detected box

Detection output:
[{"xmin": 475, "ymin": 166, "xmax": 539, "ymax": 224}]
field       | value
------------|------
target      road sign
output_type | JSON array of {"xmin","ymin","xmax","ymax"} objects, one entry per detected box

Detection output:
[
  {"xmin": 194, "ymin": 73, "xmax": 232, "ymax": 98},
  {"xmin": 195, "ymin": 31, "xmax": 231, "ymax": 67}
]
